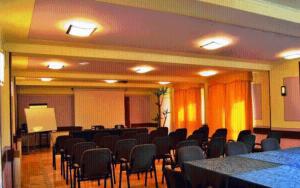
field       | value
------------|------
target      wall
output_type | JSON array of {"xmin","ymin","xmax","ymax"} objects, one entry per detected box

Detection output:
[
  {"xmin": 270, "ymin": 60, "xmax": 300, "ymax": 130},
  {"xmin": 129, "ymin": 95, "xmax": 151, "ymax": 124},
  {"xmin": 17, "ymin": 94, "xmax": 74, "ymax": 127},
  {"xmin": 252, "ymin": 71, "xmax": 270, "ymax": 128}
]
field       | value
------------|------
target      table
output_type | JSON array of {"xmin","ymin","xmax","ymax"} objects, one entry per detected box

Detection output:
[{"xmin": 184, "ymin": 147, "xmax": 300, "ymax": 188}]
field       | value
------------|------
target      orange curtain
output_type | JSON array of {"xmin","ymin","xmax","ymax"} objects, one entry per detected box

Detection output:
[
  {"xmin": 207, "ymin": 84, "xmax": 226, "ymax": 137},
  {"xmin": 207, "ymin": 72, "xmax": 253, "ymax": 140},
  {"xmin": 174, "ymin": 88, "xmax": 201, "ymax": 135},
  {"xmin": 225, "ymin": 81, "xmax": 253, "ymax": 139}
]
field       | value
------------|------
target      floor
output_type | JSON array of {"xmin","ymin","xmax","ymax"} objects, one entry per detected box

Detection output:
[{"xmin": 21, "ymin": 149, "xmax": 167, "ymax": 188}]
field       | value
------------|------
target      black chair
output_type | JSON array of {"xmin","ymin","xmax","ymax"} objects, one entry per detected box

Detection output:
[
  {"xmin": 196, "ymin": 125, "xmax": 209, "ymax": 142},
  {"xmin": 73, "ymin": 148, "xmax": 113, "ymax": 188},
  {"xmin": 53, "ymin": 135, "xmax": 71, "ymax": 171},
  {"xmin": 225, "ymin": 142, "xmax": 248, "ymax": 156},
  {"xmin": 119, "ymin": 144, "xmax": 158, "ymax": 188},
  {"xmin": 174, "ymin": 140, "xmax": 198, "ymax": 166},
  {"xmin": 153, "ymin": 136, "xmax": 172, "ymax": 183},
  {"xmin": 157, "ymin": 127, "xmax": 169, "ymax": 136},
  {"xmin": 121, "ymin": 131, "xmax": 137, "ymax": 139},
  {"xmin": 91, "ymin": 125, "xmax": 105, "ymax": 130},
  {"xmin": 169, "ymin": 128, "xmax": 187, "ymax": 152},
  {"xmin": 240, "ymin": 134, "xmax": 256, "ymax": 153},
  {"xmin": 164, "ymin": 166, "xmax": 186, "ymax": 188},
  {"xmin": 207, "ymin": 137, "xmax": 226, "ymax": 158},
  {"xmin": 177, "ymin": 146, "xmax": 205, "ymax": 168},
  {"xmin": 63, "ymin": 138, "xmax": 85, "ymax": 184},
  {"xmin": 93, "ymin": 132, "xmax": 110, "ymax": 144},
  {"xmin": 211, "ymin": 128, "xmax": 227, "ymax": 140},
  {"xmin": 267, "ymin": 131, "xmax": 281, "ymax": 144},
  {"xmin": 261, "ymin": 138, "xmax": 280, "ymax": 151},
  {"xmin": 135, "ymin": 132, "xmax": 150, "ymax": 145},
  {"xmin": 237, "ymin": 130, "xmax": 252, "ymax": 142},
  {"xmin": 187, "ymin": 133, "xmax": 205, "ymax": 147},
  {"xmin": 70, "ymin": 142, "xmax": 97, "ymax": 187},
  {"xmin": 150, "ymin": 129, "xmax": 168, "ymax": 143},
  {"xmin": 97, "ymin": 135, "xmax": 120, "ymax": 153}
]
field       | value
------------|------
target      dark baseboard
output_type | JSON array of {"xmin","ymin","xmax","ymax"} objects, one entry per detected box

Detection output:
[{"xmin": 253, "ymin": 127, "xmax": 300, "ymax": 139}]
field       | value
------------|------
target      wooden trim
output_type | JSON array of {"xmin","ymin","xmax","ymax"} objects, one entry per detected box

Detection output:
[{"xmin": 253, "ymin": 127, "xmax": 300, "ymax": 139}]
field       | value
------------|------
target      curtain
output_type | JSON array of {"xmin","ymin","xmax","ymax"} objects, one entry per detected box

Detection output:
[
  {"xmin": 207, "ymin": 72, "xmax": 253, "ymax": 140},
  {"xmin": 174, "ymin": 88, "xmax": 201, "ymax": 135},
  {"xmin": 207, "ymin": 84, "xmax": 226, "ymax": 137}
]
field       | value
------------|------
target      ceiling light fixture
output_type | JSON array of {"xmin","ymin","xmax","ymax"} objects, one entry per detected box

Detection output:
[
  {"xmin": 66, "ymin": 20, "xmax": 97, "ymax": 37},
  {"xmin": 199, "ymin": 37, "xmax": 231, "ymax": 50},
  {"xmin": 47, "ymin": 62, "xmax": 64, "ymax": 70},
  {"xmin": 132, "ymin": 66, "xmax": 154, "ymax": 74},
  {"xmin": 158, "ymin": 81, "xmax": 171, "ymax": 85},
  {"xmin": 199, "ymin": 70, "xmax": 218, "ymax": 77},
  {"xmin": 40, "ymin": 78, "xmax": 53, "ymax": 82},
  {"xmin": 79, "ymin": 62, "xmax": 90, "ymax": 66},
  {"xmin": 104, "ymin": 80, "xmax": 118, "ymax": 84},
  {"xmin": 281, "ymin": 50, "xmax": 300, "ymax": 60}
]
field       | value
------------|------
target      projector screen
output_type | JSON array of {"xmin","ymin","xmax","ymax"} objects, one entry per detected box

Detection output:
[
  {"xmin": 25, "ymin": 108, "xmax": 57, "ymax": 133},
  {"xmin": 74, "ymin": 89, "xmax": 125, "ymax": 129}
]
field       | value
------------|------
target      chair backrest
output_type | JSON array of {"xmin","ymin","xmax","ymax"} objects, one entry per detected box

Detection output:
[
  {"xmin": 176, "ymin": 139, "xmax": 198, "ymax": 150},
  {"xmin": 157, "ymin": 127, "xmax": 169, "ymax": 136},
  {"xmin": 198, "ymin": 125, "xmax": 209, "ymax": 141},
  {"xmin": 64, "ymin": 138, "xmax": 85, "ymax": 156},
  {"xmin": 267, "ymin": 131, "xmax": 281, "ymax": 144},
  {"xmin": 164, "ymin": 166, "xmax": 186, "ymax": 188},
  {"xmin": 237, "ymin": 130, "xmax": 252, "ymax": 142},
  {"xmin": 121, "ymin": 131, "xmax": 137, "ymax": 139},
  {"xmin": 240, "ymin": 134, "xmax": 256, "ymax": 153},
  {"xmin": 91, "ymin": 125, "xmax": 105, "ymax": 130},
  {"xmin": 177, "ymin": 146, "xmax": 205, "ymax": 167},
  {"xmin": 55, "ymin": 135, "xmax": 72, "ymax": 152},
  {"xmin": 261, "ymin": 138, "xmax": 280, "ymax": 151},
  {"xmin": 135, "ymin": 132, "xmax": 150, "ymax": 145},
  {"xmin": 72, "ymin": 142, "xmax": 96, "ymax": 164},
  {"xmin": 115, "ymin": 124, "xmax": 125, "ymax": 129},
  {"xmin": 149, "ymin": 129, "xmax": 167, "ymax": 142},
  {"xmin": 130, "ymin": 144, "xmax": 156, "ymax": 171},
  {"xmin": 187, "ymin": 133, "xmax": 204, "ymax": 146},
  {"xmin": 207, "ymin": 137, "xmax": 226, "ymax": 158},
  {"xmin": 225, "ymin": 142, "xmax": 248, "ymax": 156},
  {"xmin": 212, "ymin": 128, "xmax": 227, "ymax": 140},
  {"xmin": 153, "ymin": 136, "xmax": 169, "ymax": 159},
  {"xmin": 80, "ymin": 148, "xmax": 112, "ymax": 178},
  {"xmin": 93, "ymin": 132, "xmax": 110, "ymax": 145},
  {"xmin": 115, "ymin": 139, "xmax": 137, "ymax": 161},
  {"xmin": 98, "ymin": 135, "xmax": 120, "ymax": 153},
  {"xmin": 175, "ymin": 128, "xmax": 187, "ymax": 141}
]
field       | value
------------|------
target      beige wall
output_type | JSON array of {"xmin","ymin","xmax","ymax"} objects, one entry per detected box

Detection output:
[
  {"xmin": 270, "ymin": 60, "xmax": 300, "ymax": 130},
  {"xmin": 252, "ymin": 71, "xmax": 270, "ymax": 128}
]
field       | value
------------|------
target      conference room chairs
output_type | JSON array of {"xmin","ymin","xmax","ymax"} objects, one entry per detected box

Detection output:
[
  {"xmin": 135, "ymin": 132, "xmax": 150, "ymax": 145},
  {"xmin": 173, "ymin": 140, "xmax": 198, "ymax": 168},
  {"xmin": 120, "ymin": 131, "xmax": 137, "ymax": 139},
  {"xmin": 178, "ymin": 146, "xmax": 206, "ymax": 168},
  {"xmin": 63, "ymin": 138, "xmax": 86, "ymax": 184},
  {"xmin": 97, "ymin": 135, "xmax": 120, "ymax": 153},
  {"xmin": 236, "ymin": 130, "xmax": 252, "ymax": 141},
  {"xmin": 206, "ymin": 137, "xmax": 226, "ymax": 158},
  {"xmin": 119, "ymin": 144, "xmax": 158, "ymax": 188},
  {"xmin": 225, "ymin": 142, "xmax": 248, "ymax": 156},
  {"xmin": 193, "ymin": 125, "xmax": 209, "ymax": 143},
  {"xmin": 93, "ymin": 132, "xmax": 110, "ymax": 144},
  {"xmin": 149, "ymin": 128, "xmax": 168, "ymax": 143},
  {"xmin": 52, "ymin": 135, "xmax": 72, "ymax": 171},
  {"xmin": 152, "ymin": 136, "xmax": 172, "ymax": 183},
  {"xmin": 187, "ymin": 133, "xmax": 205, "ymax": 148},
  {"xmin": 240, "ymin": 134, "xmax": 256, "ymax": 153},
  {"xmin": 73, "ymin": 148, "xmax": 114, "ymax": 188},
  {"xmin": 211, "ymin": 128, "xmax": 227, "ymax": 140},
  {"xmin": 168, "ymin": 128, "xmax": 187, "ymax": 152},
  {"xmin": 70, "ymin": 142, "xmax": 97, "ymax": 187},
  {"xmin": 91, "ymin": 125, "xmax": 105, "ymax": 130},
  {"xmin": 267, "ymin": 131, "xmax": 281, "ymax": 144},
  {"xmin": 261, "ymin": 138, "xmax": 281, "ymax": 151}
]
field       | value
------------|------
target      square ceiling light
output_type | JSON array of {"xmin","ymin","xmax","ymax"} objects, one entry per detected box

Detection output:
[
  {"xmin": 66, "ymin": 21, "xmax": 97, "ymax": 37},
  {"xmin": 281, "ymin": 50, "xmax": 300, "ymax": 60},
  {"xmin": 200, "ymin": 37, "xmax": 231, "ymax": 50},
  {"xmin": 132, "ymin": 66, "xmax": 154, "ymax": 74},
  {"xmin": 198, "ymin": 70, "xmax": 218, "ymax": 77}
]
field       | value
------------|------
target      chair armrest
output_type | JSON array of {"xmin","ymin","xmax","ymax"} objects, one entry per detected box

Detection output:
[
  {"xmin": 120, "ymin": 158, "xmax": 128, "ymax": 163},
  {"xmin": 73, "ymin": 163, "xmax": 80, "ymax": 169}
]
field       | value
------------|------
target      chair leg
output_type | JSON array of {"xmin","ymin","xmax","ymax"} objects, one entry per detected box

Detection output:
[
  {"xmin": 69, "ymin": 165, "xmax": 72, "ymax": 186},
  {"xmin": 137, "ymin": 173, "xmax": 140, "ymax": 180},
  {"xmin": 126, "ymin": 172, "xmax": 130, "ymax": 188},
  {"xmin": 77, "ymin": 169, "xmax": 80, "ymax": 188},
  {"xmin": 98, "ymin": 179, "xmax": 100, "ymax": 186},
  {"xmin": 73, "ymin": 168, "xmax": 76, "ymax": 188},
  {"xmin": 153, "ymin": 162, "xmax": 158, "ymax": 188},
  {"xmin": 53, "ymin": 149, "xmax": 56, "ymax": 170},
  {"xmin": 162, "ymin": 158, "xmax": 165, "ymax": 184},
  {"xmin": 66, "ymin": 161, "xmax": 69, "ymax": 184},
  {"xmin": 144, "ymin": 171, "xmax": 148, "ymax": 187},
  {"xmin": 112, "ymin": 163, "xmax": 116, "ymax": 184},
  {"xmin": 119, "ymin": 166, "xmax": 122, "ymax": 188},
  {"xmin": 110, "ymin": 174, "xmax": 114, "ymax": 188},
  {"xmin": 104, "ymin": 178, "xmax": 107, "ymax": 188}
]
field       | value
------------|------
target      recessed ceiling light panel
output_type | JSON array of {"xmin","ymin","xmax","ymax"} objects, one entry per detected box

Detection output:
[
  {"xmin": 79, "ymin": 62, "xmax": 90, "ymax": 66},
  {"xmin": 199, "ymin": 37, "xmax": 231, "ymax": 50},
  {"xmin": 281, "ymin": 50, "xmax": 300, "ymax": 60},
  {"xmin": 104, "ymin": 80, "xmax": 118, "ymax": 84},
  {"xmin": 66, "ymin": 20, "xmax": 97, "ymax": 37},
  {"xmin": 158, "ymin": 81, "xmax": 171, "ymax": 85},
  {"xmin": 47, "ymin": 62, "xmax": 64, "ymax": 70},
  {"xmin": 40, "ymin": 78, "xmax": 53, "ymax": 82},
  {"xmin": 132, "ymin": 66, "xmax": 154, "ymax": 74},
  {"xmin": 199, "ymin": 70, "xmax": 218, "ymax": 77}
]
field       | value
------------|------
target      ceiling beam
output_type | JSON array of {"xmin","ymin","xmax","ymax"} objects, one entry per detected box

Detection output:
[
  {"xmin": 96, "ymin": 0, "xmax": 300, "ymax": 37},
  {"xmin": 13, "ymin": 70, "xmax": 206, "ymax": 83},
  {"xmin": 5, "ymin": 42, "xmax": 272, "ymax": 70},
  {"xmin": 15, "ymin": 80, "xmax": 161, "ymax": 89}
]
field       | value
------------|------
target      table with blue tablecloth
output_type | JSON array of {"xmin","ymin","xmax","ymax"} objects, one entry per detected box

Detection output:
[{"xmin": 184, "ymin": 147, "xmax": 300, "ymax": 188}]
